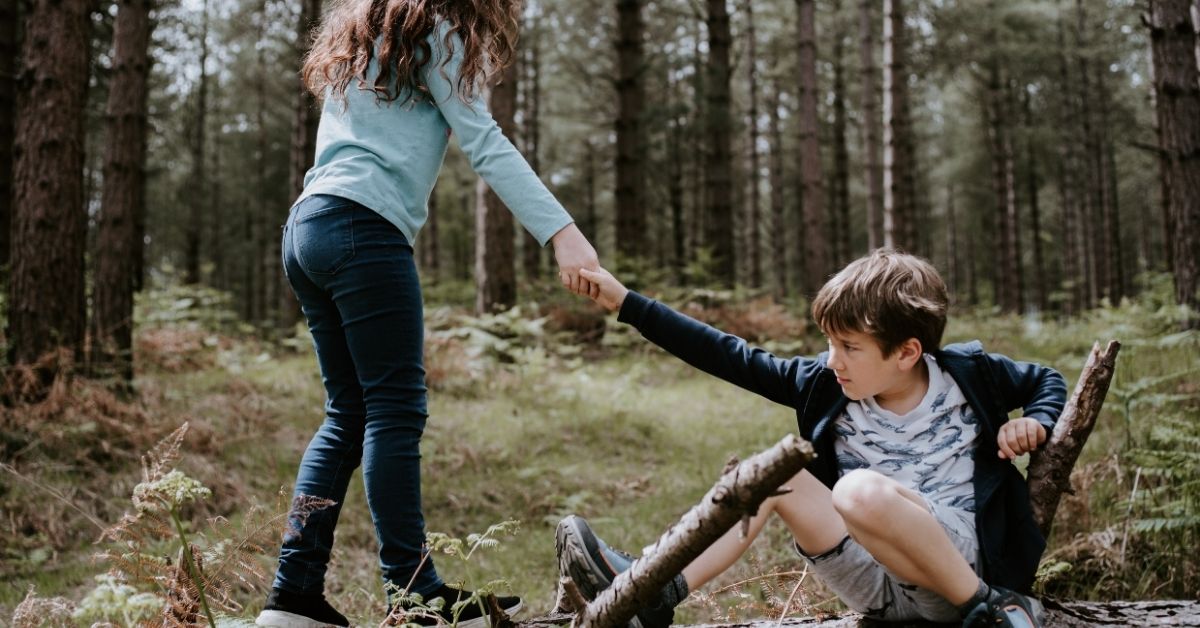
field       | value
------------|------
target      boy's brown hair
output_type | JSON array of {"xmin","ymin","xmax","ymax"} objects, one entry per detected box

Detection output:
[{"xmin": 811, "ymin": 249, "xmax": 948, "ymax": 357}]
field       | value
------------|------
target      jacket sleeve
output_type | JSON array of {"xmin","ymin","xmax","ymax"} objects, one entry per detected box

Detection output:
[
  {"xmin": 985, "ymin": 352, "xmax": 1067, "ymax": 432},
  {"xmin": 618, "ymin": 291, "xmax": 821, "ymax": 408}
]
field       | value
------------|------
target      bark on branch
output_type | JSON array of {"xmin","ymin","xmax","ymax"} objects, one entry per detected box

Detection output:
[
  {"xmin": 1027, "ymin": 340, "xmax": 1121, "ymax": 538},
  {"xmin": 571, "ymin": 434, "xmax": 815, "ymax": 628}
]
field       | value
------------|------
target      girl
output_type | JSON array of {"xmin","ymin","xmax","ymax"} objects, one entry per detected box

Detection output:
[{"xmin": 256, "ymin": 0, "xmax": 599, "ymax": 625}]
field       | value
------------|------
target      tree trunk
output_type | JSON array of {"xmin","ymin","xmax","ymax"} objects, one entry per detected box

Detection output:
[
  {"xmin": 668, "ymin": 76, "xmax": 686, "ymax": 282},
  {"xmin": 984, "ymin": 60, "xmax": 1015, "ymax": 313},
  {"xmin": 1022, "ymin": 89, "xmax": 1047, "ymax": 313},
  {"xmin": 569, "ymin": 434, "xmax": 816, "ymax": 628},
  {"xmin": 1149, "ymin": 0, "xmax": 1200, "ymax": 328},
  {"xmin": 945, "ymin": 185, "xmax": 958, "ymax": 303},
  {"xmin": 882, "ymin": 0, "xmax": 905, "ymax": 250},
  {"xmin": 0, "ymin": 0, "xmax": 16, "ymax": 284},
  {"xmin": 831, "ymin": 14, "xmax": 851, "ymax": 268},
  {"xmin": 1056, "ymin": 7, "xmax": 1082, "ymax": 316},
  {"xmin": 1095, "ymin": 65, "xmax": 1124, "ymax": 303},
  {"xmin": 91, "ymin": 0, "xmax": 153, "ymax": 384},
  {"xmin": 7, "ymin": 0, "xmax": 90, "ymax": 370},
  {"xmin": 859, "ymin": 0, "xmax": 883, "ymax": 251},
  {"xmin": 255, "ymin": 0, "xmax": 273, "ymax": 326},
  {"xmin": 744, "ymin": 0, "xmax": 762, "ymax": 288},
  {"xmin": 796, "ymin": 0, "xmax": 827, "ymax": 295},
  {"xmin": 615, "ymin": 0, "xmax": 645, "ymax": 268},
  {"xmin": 704, "ymin": 0, "xmax": 734, "ymax": 286},
  {"xmin": 1003, "ymin": 84, "xmax": 1022, "ymax": 314},
  {"xmin": 522, "ymin": 17, "xmax": 544, "ymax": 281},
  {"xmin": 1028, "ymin": 340, "xmax": 1121, "ymax": 538},
  {"xmin": 584, "ymin": 140, "xmax": 598, "ymax": 254},
  {"xmin": 184, "ymin": 0, "xmax": 209, "ymax": 285},
  {"xmin": 1075, "ymin": 1, "xmax": 1099, "ymax": 310},
  {"xmin": 475, "ymin": 62, "xmax": 519, "ymax": 314},
  {"xmin": 421, "ymin": 184, "xmax": 440, "ymax": 281},
  {"xmin": 767, "ymin": 81, "xmax": 788, "ymax": 301}
]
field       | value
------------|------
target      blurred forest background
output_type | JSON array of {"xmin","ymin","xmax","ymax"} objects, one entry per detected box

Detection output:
[{"xmin": 1, "ymin": 0, "xmax": 1199, "ymax": 625}]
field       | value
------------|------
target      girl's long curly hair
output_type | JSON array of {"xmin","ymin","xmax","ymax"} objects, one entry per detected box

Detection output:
[{"xmin": 302, "ymin": 0, "xmax": 522, "ymax": 106}]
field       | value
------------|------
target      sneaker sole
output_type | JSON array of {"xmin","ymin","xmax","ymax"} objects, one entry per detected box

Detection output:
[
  {"xmin": 255, "ymin": 609, "xmax": 348, "ymax": 628},
  {"xmin": 555, "ymin": 517, "xmax": 643, "ymax": 628}
]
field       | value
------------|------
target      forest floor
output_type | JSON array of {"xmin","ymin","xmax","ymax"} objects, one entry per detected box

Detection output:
[{"xmin": 1, "ymin": 278, "xmax": 1197, "ymax": 626}]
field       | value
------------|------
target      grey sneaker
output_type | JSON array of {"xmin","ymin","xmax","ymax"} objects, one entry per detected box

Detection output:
[
  {"xmin": 961, "ymin": 586, "xmax": 1044, "ymax": 628},
  {"xmin": 555, "ymin": 515, "xmax": 684, "ymax": 628}
]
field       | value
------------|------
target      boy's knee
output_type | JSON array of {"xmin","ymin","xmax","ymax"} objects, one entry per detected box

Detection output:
[{"xmin": 831, "ymin": 469, "xmax": 896, "ymax": 524}]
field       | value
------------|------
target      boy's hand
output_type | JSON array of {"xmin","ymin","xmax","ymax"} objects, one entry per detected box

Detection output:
[
  {"xmin": 579, "ymin": 267, "xmax": 629, "ymax": 312},
  {"xmin": 997, "ymin": 417, "xmax": 1047, "ymax": 460}
]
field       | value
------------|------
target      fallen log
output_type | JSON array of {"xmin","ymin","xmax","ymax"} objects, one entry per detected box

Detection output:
[
  {"xmin": 522, "ymin": 599, "xmax": 1200, "ymax": 627},
  {"xmin": 567, "ymin": 434, "xmax": 815, "ymax": 628}
]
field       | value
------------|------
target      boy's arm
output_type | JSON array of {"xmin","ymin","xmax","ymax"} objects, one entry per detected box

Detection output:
[
  {"xmin": 985, "ymin": 352, "xmax": 1068, "ymax": 433},
  {"xmin": 617, "ymin": 290, "xmax": 819, "ymax": 408}
]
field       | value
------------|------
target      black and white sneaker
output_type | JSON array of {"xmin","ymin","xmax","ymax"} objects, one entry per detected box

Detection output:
[
  {"xmin": 255, "ymin": 588, "xmax": 350, "ymax": 627},
  {"xmin": 961, "ymin": 586, "xmax": 1045, "ymax": 628}
]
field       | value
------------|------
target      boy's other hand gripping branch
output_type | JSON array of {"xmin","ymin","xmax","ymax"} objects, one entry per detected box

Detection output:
[
  {"xmin": 997, "ymin": 418, "xmax": 1047, "ymax": 460},
  {"xmin": 578, "ymin": 267, "xmax": 629, "ymax": 312}
]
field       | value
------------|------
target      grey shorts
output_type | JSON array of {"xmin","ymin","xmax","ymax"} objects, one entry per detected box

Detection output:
[{"xmin": 795, "ymin": 502, "xmax": 981, "ymax": 623}]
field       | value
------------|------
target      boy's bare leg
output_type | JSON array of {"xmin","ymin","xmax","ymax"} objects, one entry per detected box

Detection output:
[
  {"xmin": 681, "ymin": 470, "xmax": 847, "ymax": 590},
  {"xmin": 831, "ymin": 469, "xmax": 978, "ymax": 606}
]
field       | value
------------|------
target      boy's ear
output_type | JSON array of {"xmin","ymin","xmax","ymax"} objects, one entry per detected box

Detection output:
[{"xmin": 897, "ymin": 338, "xmax": 923, "ymax": 369}]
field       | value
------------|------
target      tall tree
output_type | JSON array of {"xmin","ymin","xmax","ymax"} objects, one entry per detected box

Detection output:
[
  {"xmin": 744, "ymin": 0, "xmax": 762, "ymax": 287},
  {"xmin": 614, "ymin": 0, "xmax": 645, "ymax": 267},
  {"xmin": 475, "ymin": 61, "xmax": 519, "ymax": 314},
  {"xmin": 830, "ymin": 4, "xmax": 851, "ymax": 268},
  {"xmin": 0, "ymin": 0, "xmax": 15, "ymax": 282},
  {"xmin": 1056, "ymin": 6, "xmax": 1083, "ymax": 314},
  {"xmin": 1148, "ymin": 0, "xmax": 1200, "ymax": 328},
  {"xmin": 796, "ymin": 0, "xmax": 828, "ymax": 293},
  {"xmin": 859, "ymin": 0, "xmax": 884, "ymax": 250},
  {"xmin": 7, "ymin": 0, "xmax": 90, "ymax": 369},
  {"xmin": 704, "ymin": 0, "xmax": 734, "ymax": 285},
  {"xmin": 184, "ymin": 0, "xmax": 210, "ymax": 285},
  {"xmin": 91, "ymin": 0, "xmax": 154, "ymax": 383},
  {"xmin": 767, "ymin": 79, "xmax": 788, "ymax": 300},
  {"xmin": 882, "ymin": 0, "xmax": 915, "ymax": 251},
  {"xmin": 1022, "ymin": 88, "xmax": 1048, "ymax": 313},
  {"xmin": 521, "ymin": 12, "xmax": 544, "ymax": 281}
]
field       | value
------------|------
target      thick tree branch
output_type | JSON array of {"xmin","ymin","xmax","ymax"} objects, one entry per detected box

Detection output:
[{"xmin": 1027, "ymin": 340, "xmax": 1121, "ymax": 538}]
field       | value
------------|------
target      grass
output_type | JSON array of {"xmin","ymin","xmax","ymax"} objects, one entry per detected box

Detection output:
[{"xmin": 2, "ymin": 279, "xmax": 1197, "ymax": 624}]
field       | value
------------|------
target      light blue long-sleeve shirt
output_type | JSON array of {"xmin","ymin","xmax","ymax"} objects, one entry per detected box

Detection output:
[{"xmin": 298, "ymin": 22, "xmax": 573, "ymax": 247}]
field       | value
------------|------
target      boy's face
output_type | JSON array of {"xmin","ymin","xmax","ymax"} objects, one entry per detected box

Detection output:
[{"xmin": 824, "ymin": 330, "xmax": 916, "ymax": 402}]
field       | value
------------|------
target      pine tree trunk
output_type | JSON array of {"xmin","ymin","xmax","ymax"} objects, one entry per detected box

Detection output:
[
  {"xmin": 1056, "ymin": 8, "xmax": 1082, "ymax": 316},
  {"xmin": 1095, "ymin": 65, "xmax": 1124, "ymax": 302},
  {"xmin": 421, "ymin": 184, "xmax": 440, "ymax": 281},
  {"xmin": 475, "ymin": 63, "xmax": 519, "ymax": 314},
  {"xmin": 984, "ymin": 59, "xmax": 1016, "ymax": 313},
  {"xmin": 767, "ymin": 81, "xmax": 788, "ymax": 301},
  {"xmin": 859, "ymin": 0, "xmax": 883, "ymax": 250},
  {"xmin": 744, "ymin": 0, "xmax": 762, "ymax": 288},
  {"xmin": 796, "ymin": 0, "xmax": 827, "ymax": 295},
  {"xmin": 522, "ymin": 18, "xmax": 543, "ymax": 281},
  {"xmin": 1075, "ymin": 0, "xmax": 1099, "ymax": 309},
  {"xmin": 584, "ymin": 140, "xmax": 598, "ymax": 253},
  {"xmin": 1022, "ymin": 89, "xmax": 1047, "ymax": 313},
  {"xmin": 91, "ymin": 0, "xmax": 153, "ymax": 383},
  {"xmin": 255, "ymin": 0, "xmax": 271, "ymax": 325},
  {"xmin": 705, "ymin": 0, "xmax": 734, "ymax": 285},
  {"xmin": 1002, "ymin": 94, "xmax": 1022, "ymax": 314},
  {"xmin": 945, "ymin": 186, "xmax": 958, "ymax": 303},
  {"xmin": 882, "ymin": 0, "xmax": 899, "ymax": 249},
  {"xmin": 831, "ymin": 15, "xmax": 851, "ymax": 268},
  {"xmin": 185, "ymin": 0, "xmax": 209, "ymax": 285},
  {"xmin": 615, "ymin": 0, "xmax": 645, "ymax": 268},
  {"xmin": 668, "ymin": 75, "xmax": 686, "ymax": 282},
  {"xmin": 0, "ymin": 0, "xmax": 16, "ymax": 283},
  {"xmin": 1149, "ymin": 0, "xmax": 1200, "ymax": 328},
  {"xmin": 7, "ymin": 0, "xmax": 90, "ymax": 368}
]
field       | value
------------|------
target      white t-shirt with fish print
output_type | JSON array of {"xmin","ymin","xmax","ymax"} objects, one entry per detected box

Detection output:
[{"xmin": 833, "ymin": 354, "xmax": 981, "ymax": 513}]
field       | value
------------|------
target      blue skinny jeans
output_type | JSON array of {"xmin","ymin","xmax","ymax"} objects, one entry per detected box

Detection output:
[{"xmin": 272, "ymin": 193, "xmax": 444, "ymax": 598}]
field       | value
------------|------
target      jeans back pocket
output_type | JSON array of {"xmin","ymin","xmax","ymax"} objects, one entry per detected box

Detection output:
[{"xmin": 292, "ymin": 198, "xmax": 357, "ymax": 275}]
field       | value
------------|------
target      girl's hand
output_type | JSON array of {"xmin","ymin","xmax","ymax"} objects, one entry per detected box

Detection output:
[
  {"xmin": 997, "ymin": 417, "xmax": 1047, "ymax": 460},
  {"xmin": 579, "ymin": 267, "xmax": 628, "ymax": 312},
  {"xmin": 551, "ymin": 223, "xmax": 600, "ymax": 297}
]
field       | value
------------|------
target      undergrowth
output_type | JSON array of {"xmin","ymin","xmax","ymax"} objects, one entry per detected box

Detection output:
[{"xmin": 2, "ymin": 276, "xmax": 1197, "ymax": 624}]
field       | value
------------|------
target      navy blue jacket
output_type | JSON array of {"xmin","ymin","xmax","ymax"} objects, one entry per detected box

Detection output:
[{"xmin": 618, "ymin": 291, "xmax": 1067, "ymax": 593}]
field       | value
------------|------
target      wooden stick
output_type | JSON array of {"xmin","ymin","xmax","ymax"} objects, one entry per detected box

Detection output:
[
  {"xmin": 573, "ymin": 434, "xmax": 815, "ymax": 628},
  {"xmin": 1027, "ymin": 340, "xmax": 1121, "ymax": 538}
]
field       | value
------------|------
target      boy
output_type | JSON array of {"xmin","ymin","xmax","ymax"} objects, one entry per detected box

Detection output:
[{"xmin": 558, "ymin": 250, "xmax": 1066, "ymax": 628}]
